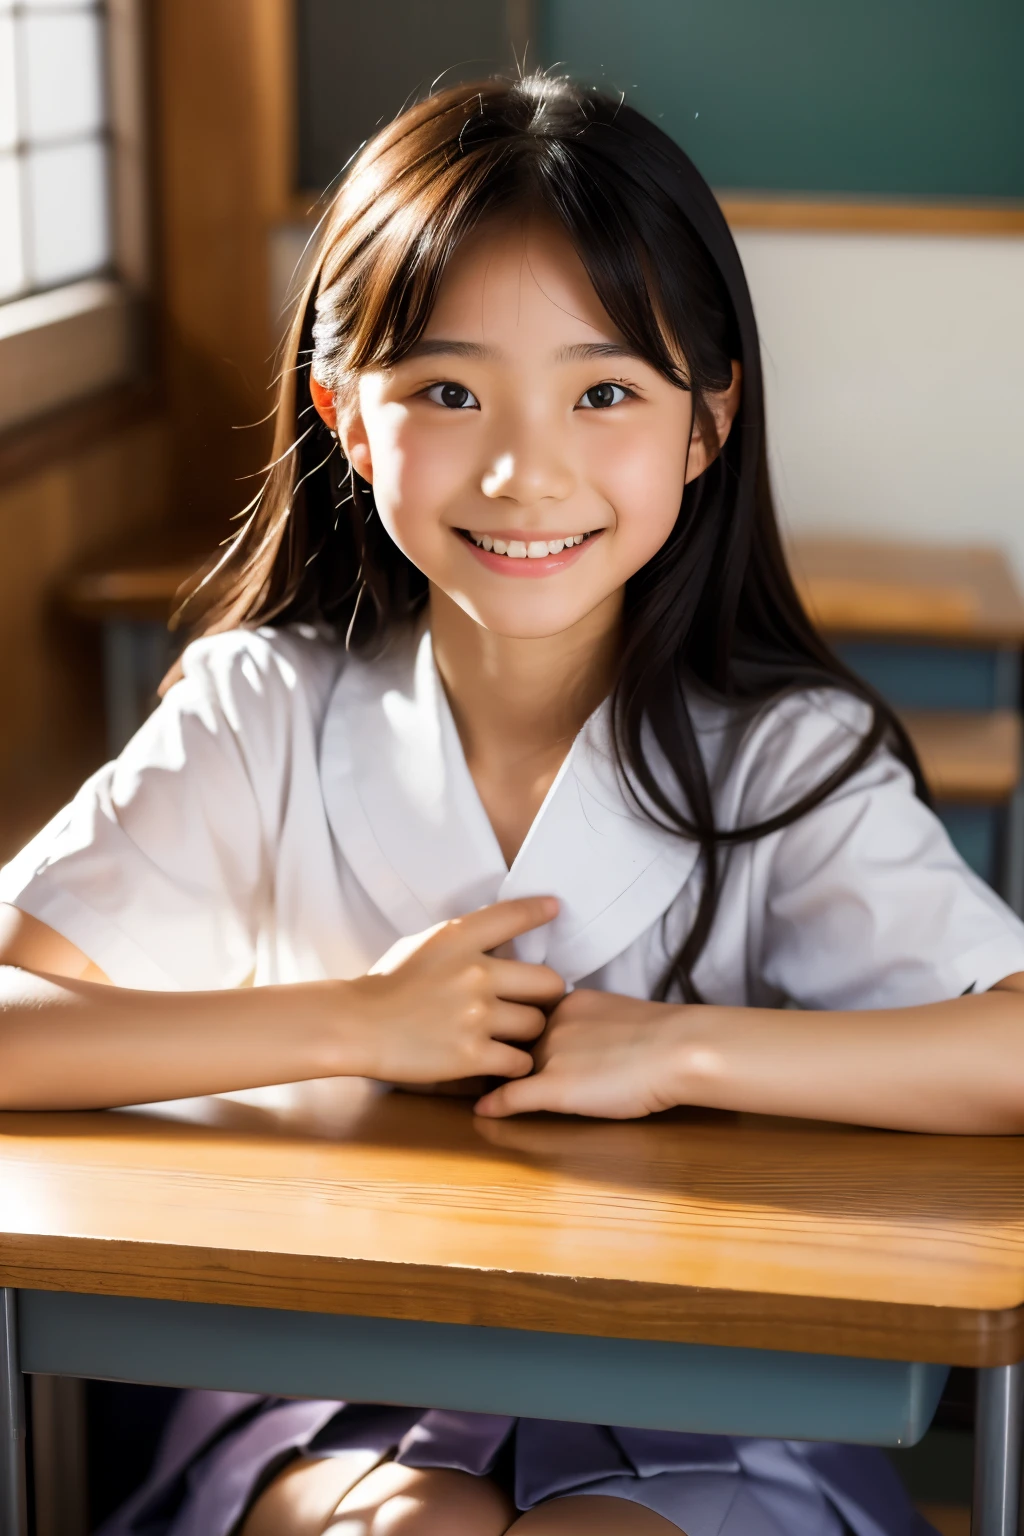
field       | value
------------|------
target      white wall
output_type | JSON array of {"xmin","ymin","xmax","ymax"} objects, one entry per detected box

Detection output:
[{"xmin": 735, "ymin": 230, "xmax": 1024, "ymax": 583}]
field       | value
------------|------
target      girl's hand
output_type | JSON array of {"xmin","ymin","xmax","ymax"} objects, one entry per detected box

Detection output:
[
  {"xmin": 474, "ymin": 988, "xmax": 689, "ymax": 1119},
  {"xmin": 343, "ymin": 897, "xmax": 564, "ymax": 1085}
]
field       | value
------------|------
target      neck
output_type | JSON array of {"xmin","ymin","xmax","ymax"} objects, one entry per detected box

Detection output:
[{"xmin": 429, "ymin": 587, "xmax": 622, "ymax": 768}]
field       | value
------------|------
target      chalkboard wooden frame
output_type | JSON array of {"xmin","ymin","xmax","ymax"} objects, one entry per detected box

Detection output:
[{"xmin": 270, "ymin": 0, "xmax": 1024, "ymax": 235}]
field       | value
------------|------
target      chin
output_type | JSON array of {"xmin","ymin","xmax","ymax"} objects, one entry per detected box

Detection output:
[{"xmin": 458, "ymin": 596, "xmax": 603, "ymax": 639}]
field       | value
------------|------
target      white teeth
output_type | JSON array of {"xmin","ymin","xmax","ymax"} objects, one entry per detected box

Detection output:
[{"xmin": 467, "ymin": 531, "xmax": 591, "ymax": 557}]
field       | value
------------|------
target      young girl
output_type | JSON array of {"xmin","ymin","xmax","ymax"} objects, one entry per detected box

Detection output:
[{"xmin": 1, "ymin": 73, "xmax": 1022, "ymax": 1536}]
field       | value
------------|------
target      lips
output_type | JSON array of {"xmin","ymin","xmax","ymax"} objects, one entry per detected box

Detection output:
[{"xmin": 457, "ymin": 526, "xmax": 603, "ymax": 578}]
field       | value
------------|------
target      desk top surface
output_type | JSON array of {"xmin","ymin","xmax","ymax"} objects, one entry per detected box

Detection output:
[
  {"xmin": 1, "ymin": 1087, "xmax": 1022, "ymax": 1365},
  {"xmin": 901, "ymin": 708, "xmax": 1022, "ymax": 803},
  {"xmin": 789, "ymin": 536, "xmax": 1024, "ymax": 644}
]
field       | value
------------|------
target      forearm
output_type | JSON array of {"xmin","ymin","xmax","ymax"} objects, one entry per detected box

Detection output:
[
  {"xmin": 0, "ymin": 967, "xmax": 356, "ymax": 1110},
  {"xmin": 674, "ymin": 990, "xmax": 1024, "ymax": 1134}
]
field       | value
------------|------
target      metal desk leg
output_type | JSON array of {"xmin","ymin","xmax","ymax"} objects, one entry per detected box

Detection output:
[
  {"xmin": 973, "ymin": 1363, "xmax": 1024, "ymax": 1536},
  {"xmin": 1, "ymin": 1290, "xmax": 28, "ymax": 1536}
]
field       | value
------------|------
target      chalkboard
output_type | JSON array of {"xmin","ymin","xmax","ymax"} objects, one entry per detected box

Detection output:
[
  {"xmin": 296, "ymin": 0, "xmax": 1024, "ymax": 201},
  {"xmin": 542, "ymin": 0, "xmax": 1024, "ymax": 199},
  {"xmin": 296, "ymin": 0, "xmax": 511, "ymax": 191}
]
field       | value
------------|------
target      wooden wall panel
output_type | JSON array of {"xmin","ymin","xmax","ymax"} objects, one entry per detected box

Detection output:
[
  {"xmin": 153, "ymin": 0, "xmax": 288, "ymax": 538},
  {"xmin": 0, "ymin": 418, "xmax": 170, "ymax": 862}
]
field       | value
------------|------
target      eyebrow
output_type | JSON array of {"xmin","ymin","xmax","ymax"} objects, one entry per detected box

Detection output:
[
  {"xmin": 402, "ymin": 339, "xmax": 647, "ymax": 364},
  {"xmin": 404, "ymin": 339, "xmax": 493, "ymax": 360},
  {"xmin": 555, "ymin": 342, "xmax": 646, "ymax": 364}
]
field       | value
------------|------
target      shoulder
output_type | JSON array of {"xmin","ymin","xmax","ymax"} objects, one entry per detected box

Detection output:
[
  {"xmin": 745, "ymin": 686, "xmax": 876, "ymax": 773},
  {"xmin": 173, "ymin": 624, "xmax": 347, "ymax": 732},
  {"xmin": 694, "ymin": 686, "xmax": 900, "ymax": 824}
]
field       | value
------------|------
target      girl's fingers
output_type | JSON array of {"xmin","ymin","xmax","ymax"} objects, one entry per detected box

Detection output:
[
  {"xmin": 488, "ymin": 958, "xmax": 564, "ymax": 1004},
  {"xmin": 489, "ymin": 1001, "xmax": 548, "ymax": 1041},
  {"xmin": 481, "ymin": 1042, "xmax": 538, "ymax": 1080},
  {"xmin": 475, "ymin": 1073, "xmax": 555, "ymax": 1117},
  {"xmin": 455, "ymin": 897, "xmax": 558, "ymax": 953}
]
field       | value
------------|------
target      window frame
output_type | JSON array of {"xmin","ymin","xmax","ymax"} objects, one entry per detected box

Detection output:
[{"xmin": 0, "ymin": 0, "xmax": 152, "ymax": 439}]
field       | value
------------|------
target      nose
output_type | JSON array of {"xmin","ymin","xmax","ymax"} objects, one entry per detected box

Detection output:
[{"xmin": 480, "ymin": 433, "xmax": 575, "ymax": 505}]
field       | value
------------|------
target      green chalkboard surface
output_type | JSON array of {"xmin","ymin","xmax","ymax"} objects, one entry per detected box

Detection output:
[
  {"xmin": 542, "ymin": 0, "xmax": 1024, "ymax": 199},
  {"xmin": 297, "ymin": 0, "xmax": 510, "ymax": 192}
]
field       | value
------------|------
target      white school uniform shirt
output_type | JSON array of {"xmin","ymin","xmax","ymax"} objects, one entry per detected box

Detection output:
[{"xmin": 3, "ymin": 622, "xmax": 1024, "ymax": 1005}]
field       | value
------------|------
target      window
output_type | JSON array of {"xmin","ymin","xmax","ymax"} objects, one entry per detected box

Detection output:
[
  {"xmin": 0, "ymin": 0, "xmax": 146, "ymax": 437},
  {"xmin": 0, "ymin": 0, "xmax": 113, "ymax": 303}
]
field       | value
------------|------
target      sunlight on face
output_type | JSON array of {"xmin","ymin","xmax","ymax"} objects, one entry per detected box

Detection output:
[{"xmin": 342, "ymin": 217, "xmax": 695, "ymax": 639}]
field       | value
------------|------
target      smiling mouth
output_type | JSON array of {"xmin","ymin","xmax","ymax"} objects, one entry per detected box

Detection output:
[{"xmin": 459, "ymin": 529, "xmax": 599, "ymax": 559}]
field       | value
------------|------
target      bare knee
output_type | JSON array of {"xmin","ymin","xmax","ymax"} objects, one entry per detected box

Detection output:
[
  {"xmin": 507, "ymin": 1494, "xmax": 684, "ymax": 1535},
  {"xmin": 241, "ymin": 1453, "xmax": 384, "ymax": 1536},
  {"xmin": 328, "ymin": 1463, "xmax": 514, "ymax": 1535}
]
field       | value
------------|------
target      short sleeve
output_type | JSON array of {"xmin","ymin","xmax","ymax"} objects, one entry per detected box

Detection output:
[
  {"xmin": 739, "ymin": 691, "xmax": 1024, "ymax": 1009},
  {"xmin": 0, "ymin": 630, "xmax": 321, "ymax": 990}
]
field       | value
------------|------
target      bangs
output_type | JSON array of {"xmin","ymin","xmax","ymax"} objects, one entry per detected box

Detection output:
[{"xmin": 309, "ymin": 81, "xmax": 716, "ymax": 394}]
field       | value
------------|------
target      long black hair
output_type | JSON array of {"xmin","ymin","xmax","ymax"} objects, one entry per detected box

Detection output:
[{"xmin": 176, "ymin": 74, "xmax": 927, "ymax": 1000}]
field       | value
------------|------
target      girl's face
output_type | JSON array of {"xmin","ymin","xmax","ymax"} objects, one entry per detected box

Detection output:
[{"xmin": 337, "ymin": 217, "xmax": 739, "ymax": 639}]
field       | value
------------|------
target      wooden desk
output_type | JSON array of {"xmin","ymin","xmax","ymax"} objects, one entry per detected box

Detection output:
[
  {"xmin": 902, "ymin": 710, "xmax": 1023, "ymax": 805},
  {"xmin": 65, "ymin": 537, "xmax": 1024, "ymax": 646},
  {"xmin": 63, "ymin": 541, "xmax": 210, "ymax": 758},
  {"xmin": 1, "ymin": 1087, "xmax": 1023, "ymax": 1534},
  {"xmin": 790, "ymin": 537, "xmax": 1024, "ymax": 647}
]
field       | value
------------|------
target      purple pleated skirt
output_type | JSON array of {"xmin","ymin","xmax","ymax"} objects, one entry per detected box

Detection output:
[{"xmin": 98, "ymin": 1394, "xmax": 938, "ymax": 1536}]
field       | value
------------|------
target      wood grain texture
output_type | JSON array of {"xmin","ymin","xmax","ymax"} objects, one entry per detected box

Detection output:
[
  {"xmin": 901, "ymin": 710, "xmax": 1022, "ymax": 804},
  {"xmin": 154, "ymin": 0, "xmax": 280, "ymax": 533},
  {"xmin": 1, "ymin": 1088, "xmax": 1022, "ymax": 1365},
  {"xmin": 789, "ymin": 536, "xmax": 1024, "ymax": 644}
]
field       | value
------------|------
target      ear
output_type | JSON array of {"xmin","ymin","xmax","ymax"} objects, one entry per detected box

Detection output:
[
  {"xmin": 311, "ymin": 373, "xmax": 374, "ymax": 483},
  {"xmin": 684, "ymin": 360, "xmax": 743, "ymax": 484},
  {"xmin": 337, "ymin": 401, "xmax": 374, "ymax": 485},
  {"xmin": 309, "ymin": 374, "xmax": 337, "ymax": 431}
]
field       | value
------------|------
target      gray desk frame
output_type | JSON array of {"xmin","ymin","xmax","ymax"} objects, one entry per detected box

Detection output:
[{"xmin": 2, "ymin": 1286, "xmax": 1021, "ymax": 1536}]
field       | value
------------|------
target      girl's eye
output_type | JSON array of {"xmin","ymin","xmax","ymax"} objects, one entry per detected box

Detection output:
[
  {"xmin": 577, "ymin": 381, "xmax": 633, "ymax": 410},
  {"xmin": 424, "ymin": 382, "xmax": 479, "ymax": 410}
]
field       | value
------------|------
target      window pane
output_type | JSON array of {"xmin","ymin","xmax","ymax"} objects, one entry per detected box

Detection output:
[
  {"xmin": 26, "ymin": 137, "xmax": 109, "ymax": 287},
  {"xmin": 0, "ymin": 14, "xmax": 16, "ymax": 150},
  {"xmin": 0, "ymin": 152, "xmax": 24, "ymax": 299},
  {"xmin": 23, "ymin": 10, "xmax": 105, "ymax": 143}
]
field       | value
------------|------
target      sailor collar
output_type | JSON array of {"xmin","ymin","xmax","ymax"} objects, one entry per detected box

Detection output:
[{"xmin": 320, "ymin": 628, "xmax": 699, "ymax": 983}]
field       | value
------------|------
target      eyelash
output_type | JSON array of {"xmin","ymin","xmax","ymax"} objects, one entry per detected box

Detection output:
[{"xmin": 420, "ymin": 379, "xmax": 640, "ymax": 410}]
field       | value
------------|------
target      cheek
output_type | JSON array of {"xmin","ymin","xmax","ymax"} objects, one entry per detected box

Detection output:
[
  {"xmin": 366, "ymin": 414, "xmax": 467, "ymax": 534},
  {"xmin": 595, "ymin": 421, "xmax": 688, "ymax": 554}
]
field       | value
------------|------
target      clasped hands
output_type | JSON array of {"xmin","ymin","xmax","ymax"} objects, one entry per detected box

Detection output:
[{"xmin": 351, "ymin": 896, "xmax": 689, "ymax": 1120}]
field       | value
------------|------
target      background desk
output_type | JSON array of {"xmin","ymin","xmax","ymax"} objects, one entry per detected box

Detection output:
[
  {"xmin": 1, "ymin": 1087, "xmax": 1023, "ymax": 1534},
  {"xmin": 793, "ymin": 538, "xmax": 1024, "ymax": 907}
]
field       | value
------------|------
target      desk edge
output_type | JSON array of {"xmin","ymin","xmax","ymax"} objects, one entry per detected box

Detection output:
[{"xmin": 0, "ymin": 1235, "xmax": 1020, "ymax": 1367}]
